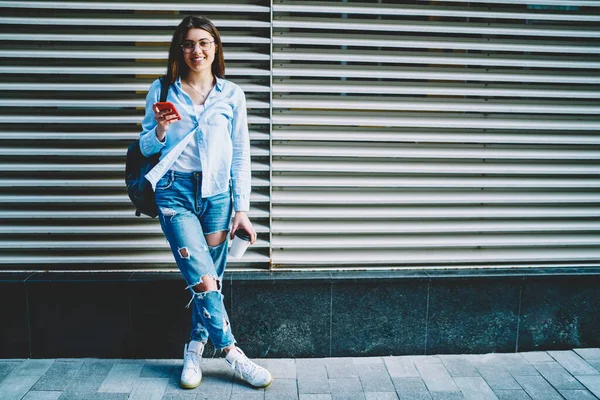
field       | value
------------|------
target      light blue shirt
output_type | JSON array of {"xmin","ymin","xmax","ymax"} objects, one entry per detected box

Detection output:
[{"xmin": 139, "ymin": 76, "xmax": 251, "ymax": 212}]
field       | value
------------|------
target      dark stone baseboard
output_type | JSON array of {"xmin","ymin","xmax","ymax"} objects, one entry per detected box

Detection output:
[{"xmin": 1, "ymin": 268, "xmax": 599, "ymax": 359}]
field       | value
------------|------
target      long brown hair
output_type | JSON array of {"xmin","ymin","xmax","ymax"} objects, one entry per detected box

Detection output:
[{"xmin": 166, "ymin": 15, "xmax": 225, "ymax": 84}]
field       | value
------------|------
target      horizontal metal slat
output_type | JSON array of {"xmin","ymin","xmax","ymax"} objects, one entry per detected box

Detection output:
[
  {"xmin": 6, "ymin": 64, "xmax": 596, "ymax": 84},
  {"xmin": 273, "ymin": 65, "xmax": 600, "ymax": 84},
  {"xmin": 272, "ymin": 127, "xmax": 600, "ymax": 145},
  {"xmin": 273, "ymin": 32, "xmax": 600, "ymax": 54},
  {"xmin": 0, "ymin": 208, "xmax": 270, "ymax": 220},
  {"xmin": 273, "ymin": 49, "xmax": 600, "ymax": 69},
  {"xmin": 0, "ymin": 223, "xmax": 270, "ymax": 235},
  {"xmin": 7, "ymin": 176, "xmax": 600, "ymax": 190},
  {"xmin": 273, "ymin": 81, "xmax": 600, "ymax": 99},
  {"xmin": 2, "ymin": 145, "xmax": 269, "ymax": 157},
  {"xmin": 272, "ymin": 112, "xmax": 600, "ymax": 130},
  {"xmin": 272, "ymin": 205, "xmax": 600, "ymax": 219},
  {"xmin": 0, "ymin": 66, "xmax": 270, "ymax": 76},
  {"xmin": 0, "ymin": 115, "xmax": 270, "ymax": 124},
  {"xmin": 1, "ymin": 128, "xmax": 593, "ymax": 145},
  {"xmin": 272, "ymin": 176, "xmax": 600, "ymax": 189},
  {"xmin": 272, "ymin": 191, "xmax": 600, "ymax": 205},
  {"xmin": 0, "ymin": 193, "xmax": 270, "ymax": 204},
  {"xmin": 272, "ymin": 160, "xmax": 600, "ymax": 175},
  {"xmin": 272, "ymin": 234, "xmax": 600, "ymax": 249},
  {"xmin": 0, "ymin": 33, "xmax": 270, "ymax": 44},
  {"xmin": 273, "ymin": 18, "xmax": 600, "ymax": 38},
  {"xmin": 274, "ymin": 96, "xmax": 600, "ymax": 114},
  {"xmin": 274, "ymin": 1, "xmax": 600, "ymax": 21},
  {"xmin": 272, "ymin": 220, "xmax": 600, "ymax": 234},
  {"xmin": 0, "ymin": 225, "xmax": 157, "ymax": 235},
  {"xmin": 0, "ymin": 161, "xmax": 270, "ymax": 172},
  {"xmin": 0, "ymin": 238, "xmax": 269, "ymax": 250},
  {"xmin": 0, "ymin": 99, "xmax": 269, "ymax": 109},
  {"xmin": 2, "ymin": 50, "xmax": 270, "ymax": 61},
  {"xmin": 0, "ymin": 17, "xmax": 271, "ymax": 28},
  {"xmin": 272, "ymin": 144, "xmax": 600, "ymax": 160},
  {"xmin": 0, "ymin": 177, "xmax": 270, "ymax": 188},
  {"xmin": 0, "ymin": 130, "xmax": 270, "ymax": 141},
  {"xmin": 0, "ymin": 83, "xmax": 271, "ymax": 93},
  {"xmin": 0, "ymin": 221, "xmax": 268, "ymax": 234},
  {"xmin": 271, "ymin": 248, "xmax": 600, "ymax": 266},
  {"xmin": 0, "ymin": 1, "xmax": 270, "ymax": 12}
]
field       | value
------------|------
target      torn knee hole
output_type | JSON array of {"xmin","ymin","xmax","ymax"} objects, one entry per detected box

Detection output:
[
  {"xmin": 205, "ymin": 231, "xmax": 227, "ymax": 247},
  {"xmin": 192, "ymin": 275, "xmax": 218, "ymax": 293}
]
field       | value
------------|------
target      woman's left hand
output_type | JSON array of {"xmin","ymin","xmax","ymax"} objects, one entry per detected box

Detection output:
[{"xmin": 230, "ymin": 211, "xmax": 257, "ymax": 244}]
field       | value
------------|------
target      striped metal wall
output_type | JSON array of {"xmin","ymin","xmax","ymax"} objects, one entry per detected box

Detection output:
[
  {"xmin": 270, "ymin": 0, "xmax": 600, "ymax": 268},
  {"xmin": 1, "ymin": 1, "xmax": 599, "ymax": 271},
  {"xmin": 0, "ymin": 1, "xmax": 272, "ymax": 269}
]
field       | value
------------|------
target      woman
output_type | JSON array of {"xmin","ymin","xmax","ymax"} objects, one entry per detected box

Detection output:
[{"xmin": 139, "ymin": 15, "xmax": 272, "ymax": 390}]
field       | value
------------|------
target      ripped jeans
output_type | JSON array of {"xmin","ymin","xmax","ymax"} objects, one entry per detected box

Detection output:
[{"xmin": 155, "ymin": 170, "xmax": 235, "ymax": 351}]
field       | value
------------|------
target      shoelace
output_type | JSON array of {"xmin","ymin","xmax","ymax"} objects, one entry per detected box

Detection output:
[
  {"xmin": 183, "ymin": 348, "xmax": 201, "ymax": 373},
  {"xmin": 232, "ymin": 356, "xmax": 260, "ymax": 380}
]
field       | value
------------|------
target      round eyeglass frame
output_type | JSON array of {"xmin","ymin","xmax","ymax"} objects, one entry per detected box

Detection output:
[{"xmin": 180, "ymin": 40, "xmax": 215, "ymax": 53}]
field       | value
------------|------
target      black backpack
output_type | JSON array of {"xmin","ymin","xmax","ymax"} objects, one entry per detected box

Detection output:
[{"xmin": 125, "ymin": 76, "xmax": 170, "ymax": 217}]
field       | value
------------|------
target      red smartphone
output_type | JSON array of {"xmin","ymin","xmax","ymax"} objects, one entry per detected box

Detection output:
[{"xmin": 154, "ymin": 101, "xmax": 181, "ymax": 121}]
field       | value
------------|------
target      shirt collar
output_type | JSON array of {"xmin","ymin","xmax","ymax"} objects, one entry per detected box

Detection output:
[{"xmin": 215, "ymin": 77, "xmax": 224, "ymax": 92}]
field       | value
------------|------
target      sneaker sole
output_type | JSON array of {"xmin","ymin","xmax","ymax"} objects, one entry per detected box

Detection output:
[
  {"xmin": 180, "ymin": 379, "xmax": 201, "ymax": 389},
  {"xmin": 253, "ymin": 373, "xmax": 273, "ymax": 389}
]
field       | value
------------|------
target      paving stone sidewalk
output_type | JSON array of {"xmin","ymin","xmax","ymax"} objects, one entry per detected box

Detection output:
[{"xmin": 1, "ymin": 349, "xmax": 599, "ymax": 400}]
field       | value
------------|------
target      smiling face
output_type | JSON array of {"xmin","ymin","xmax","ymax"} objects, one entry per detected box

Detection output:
[
  {"xmin": 181, "ymin": 28, "xmax": 216, "ymax": 75},
  {"xmin": 166, "ymin": 16, "xmax": 225, "ymax": 83}
]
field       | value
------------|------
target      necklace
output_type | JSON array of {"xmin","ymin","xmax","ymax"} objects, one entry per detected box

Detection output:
[{"xmin": 184, "ymin": 79, "xmax": 210, "ymax": 99}]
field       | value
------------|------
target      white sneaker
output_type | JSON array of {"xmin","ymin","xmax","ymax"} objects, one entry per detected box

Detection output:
[
  {"xmin": 225, "ymin": 347, "xmax": 273, "ymax": 388},
  {"xmin": 180, "ymin": 340, "xmax": 204, "ymax": 389}
]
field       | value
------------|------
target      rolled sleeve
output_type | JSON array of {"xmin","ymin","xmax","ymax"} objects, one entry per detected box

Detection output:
[{"xmin": 230, "ymin": 87, "xmax": 252, "ymax": 212}]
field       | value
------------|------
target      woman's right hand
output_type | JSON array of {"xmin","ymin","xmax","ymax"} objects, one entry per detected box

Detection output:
[{"xmin": 153, "ymin": 103, "xmax": 179, "ymax": 141}]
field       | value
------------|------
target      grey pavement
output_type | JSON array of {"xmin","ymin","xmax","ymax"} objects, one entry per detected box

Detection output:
[{"xmin": 0, "ymin": 349, "xmax": 599, "ymax": 400}]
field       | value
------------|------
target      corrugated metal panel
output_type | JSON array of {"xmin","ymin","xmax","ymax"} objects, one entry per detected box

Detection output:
[
  {"xmin": 0, "ymin": 1, "xmax": 271, "ymax": 269},
  {"xmin": 271, "ymin": 0, "xmax": 600, "ymax": 268},
  {"xmin": 3, "ymin": 0, "xmax": 600, "ymax": 272}
]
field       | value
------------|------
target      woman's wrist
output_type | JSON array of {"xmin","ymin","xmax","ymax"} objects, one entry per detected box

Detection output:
[{"xmin": 156, "ymin": 127, "xmax": 166, "ymax": 142}]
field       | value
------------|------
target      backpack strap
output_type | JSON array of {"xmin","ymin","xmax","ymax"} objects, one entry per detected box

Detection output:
[{"xmin": 159, "ymin": 75, "xmax": 169, "ymax": 102}]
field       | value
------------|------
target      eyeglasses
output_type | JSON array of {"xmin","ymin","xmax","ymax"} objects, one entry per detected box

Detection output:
[{"xmin": 180, "ymin": 40, "xmax": 215, "ymax": 52}]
